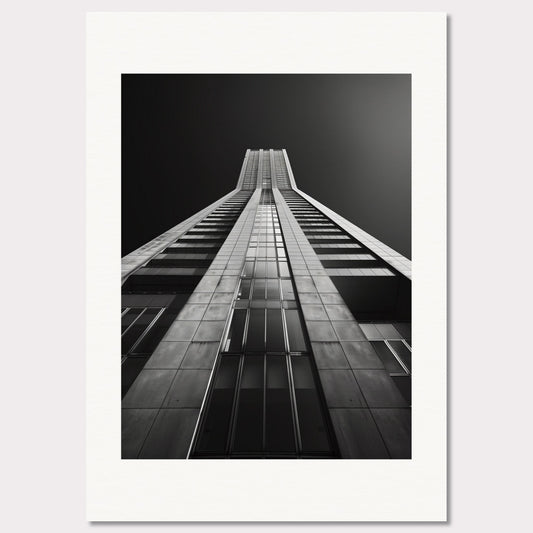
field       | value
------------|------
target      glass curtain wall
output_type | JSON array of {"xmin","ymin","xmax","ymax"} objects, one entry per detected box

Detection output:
[{"xmin": 192, "ymin": 189, "xmax": 337, "ymax": 458}]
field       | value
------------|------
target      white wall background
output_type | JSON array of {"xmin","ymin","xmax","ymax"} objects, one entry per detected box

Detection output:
[{"xmin": 1, "ymin": 0, "xmax": 532, "ymax": 531}]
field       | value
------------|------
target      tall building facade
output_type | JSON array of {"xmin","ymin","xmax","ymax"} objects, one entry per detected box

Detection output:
[{"xmin": 121, "ymin": 149, "xmax": 411, "ymax": 459}]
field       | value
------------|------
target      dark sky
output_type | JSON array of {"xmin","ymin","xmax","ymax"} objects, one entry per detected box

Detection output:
[{"xmin": 122, "ymin": 74, "xmax": 411, "ymax": 259}]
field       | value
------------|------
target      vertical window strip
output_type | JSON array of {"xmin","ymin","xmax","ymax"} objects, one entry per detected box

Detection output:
[{"xmin": 192, "ymin": 188, "xmax": 335, "ymax": 457}]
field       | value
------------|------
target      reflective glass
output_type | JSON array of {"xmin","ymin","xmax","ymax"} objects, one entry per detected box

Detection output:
[
  {"xmin": 371, "ymin": 341, "xmax": 406, "ymax": 374},
  {"xmin": 233, "ymin": 356, "xmax": 264, "ymax": 452},
  {"xmin": 255, "ymin": 261, "xmax": 267, "ymax": 277},
  {"xmin": 238, "ymin": 279, "xmax": 251, "ymax": 300},
  {"xmin": 246, "ymin": 309, "xmax": 265, "ymax": 352},
  {"xmin": 121, "ymin": 308, "xmax": 160, "ymax": 355},
  {"xmin": 266, "ymin": 279, "xmax": 280, "ymax": 300},
  {"xmin": 121, "ymin": 308, "xmax": 144, "ymax": 333},
  {"xmin": 285, "ymin": 309, "xmax": 308, "ymax": 352},
  {"xmin": 291, "ymin": 356, "xmax": 332, "ymax": 454},
  {"xmin": 195, "ymin": 355, "xmax": 239, "ymax": 454},
  {"xmin": 243, "ymin": 261, "xmax": 254, "ymax": 277},
  {"xmin": 226, "ymin": 309, "xmax": 246, "ymax": 352},
  {"xmin": 266, "ymin": 262, "xmax": 278, "ymax": 278},
  {"xmin": 265, "ymin": 357, "xmax": 295, "ymax": 452},
  {"xmin": 388, "ymin": 341, "xmax": 412, "ymax": 372},
  {"xmin": 251, "ymin": 279, "xmax": 266, "ymax": 300},
  {"xmin": 266, "ymin": 309, "xmax": 285, "ymax": 352}
]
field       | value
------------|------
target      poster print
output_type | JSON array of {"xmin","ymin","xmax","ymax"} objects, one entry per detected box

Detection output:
[{"xmin": 87, "ymin": 12, "xmax": 446, "ymax": 521}]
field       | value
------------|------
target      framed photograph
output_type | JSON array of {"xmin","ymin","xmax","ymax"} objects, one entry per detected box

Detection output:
[{"xmin": 87, "ymin": 12, "xmax": 446, "ymax": 521}]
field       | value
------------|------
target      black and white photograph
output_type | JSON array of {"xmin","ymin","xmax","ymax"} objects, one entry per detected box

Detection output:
[
  {"xmin": 86, "ymin": 12, "xmax": 447, "ymax": 521},
  {"xmin": 120, "ymin": 74, "xmax": 412, "ymax": 460}
]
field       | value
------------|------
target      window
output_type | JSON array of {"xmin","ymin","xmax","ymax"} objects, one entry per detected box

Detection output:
[
  {"xmin": 246, "ymin": 309, "xmax": 265, "ymax": 352},
  {"xmin": 194, "ymin": 355, "xmax": 240, "ymax": 454},
  {"xmin": 388, "ymin": 340, "xmax": 412, "ymax": 372},
  {"xmin": 291, "ymin": 356, "xmax": 332, "ymax": 454},
  {"xmin": 237, "ymin": 279, "xmax": 251, "ymax": 299},
  {"xmin": 232, "ymin": 356, "xmax": 264, "ymax": 452},
  {"xmin": 265, "ymin": 356, "xmax": 295, "ymax": 452},
  {"xmin": 121, "ymin": 307, "xmax": 163, "ymax": 355},
  {"xmin": 285, "ymin": 309, "xmax": 308, "ymax": 352},
  {"xmin": 121, "ymin": 308, "xmax": 143, "ymax": 333},
  {"xmin": 266, "ymin": 309, "xmax": 285, "ymax": 352},
  {"xmin": 243, "ymin": 261, "xmax": 254, "ymax": 277},
  {"xmin": 371, "ymin": 341, "xmax": 407, "ymax": 374}
]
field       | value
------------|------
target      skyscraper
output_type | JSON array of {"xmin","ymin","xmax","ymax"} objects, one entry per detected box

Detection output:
[{"xmin": 121, "ymin": 149, "xmax": 411, "ymax": 459}]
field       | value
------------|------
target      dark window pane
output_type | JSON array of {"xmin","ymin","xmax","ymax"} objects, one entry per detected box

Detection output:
[
  {"xmin": 238, "ymin": 279, "xmax": 251, "ymax": 299},
  {"xmin": 285, "ymin": 309, "xmax": 308, "ymax": 352},
  {"xmin": 240, "ymin": 355, "xmax": 264, "ymax": 388},
  {"xmin": 122, "ymin": 308, "xmax": 143, "ymax": 333},
  {"xmin": 266, "ymin": 279, "xmax": 280, "ymax": 300},
  {"xmin": 136, "ymin": 308, "xmax": 160, "ymax": 324},
  {"xmin": 267, "ymin": 355, "xmax": 289, "ymax": 387},
  {"xmin": 388, "ymin": 341, "xmax": 412, "ymax": 372},
  {"xmin": 121, "ymin": 308, "xmax": 161, "ymax": 355},
  {"xmin": 243, "ymin": 261, "xmax": 254, "ymax": 277},
  {"xmin": 195, "ymin": 355, "xmax": 240, "ymax": 454},
  {"xmin": 226, "ymin": 309, "xmax": 246, "ymax": 352},
  {"xmin": 266, "ymin": 309, "xmax": 286, "ymax": 352},
  {"xmin": 291, "ymin": 355, "xmax": 315, "ymax": 388},
  {"xmin": 246, "ymin": 309, "xmax": 265, "ymax": 352},
  {"xmin": 265, "ymin": 356, "xmax": 295, "ymax": 453},
  {"xmin": 232, "ymin": 356, "xmax": 264, "ymax": 453},
  {"xmin": 251, "ymin": 279, "xmax": 266, "ymax": 300},
  {"xmin": 131, "ymin": 308, "xmax": 176, "ymax": 355},
  {"xmin": 371, "ymin": 341, "xmax": 406, "ymax": 374},
  {"xmin": 291, "ymin": 356, "xmax": 332, "ymax": 454},
  {"xmin": 214, "ymin": 355, "xmax": 240, "ymax": 388},
  {"xmin": 281, "ymin": 279, "xmax": 295, "ymax": 300}
]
